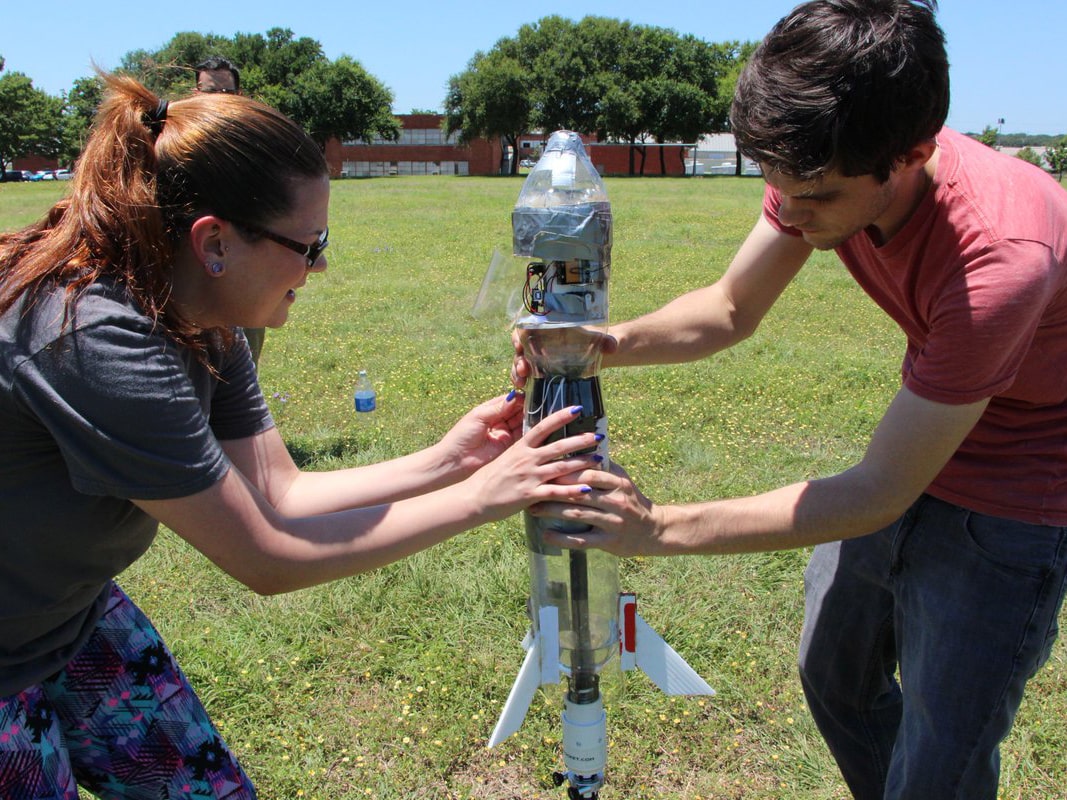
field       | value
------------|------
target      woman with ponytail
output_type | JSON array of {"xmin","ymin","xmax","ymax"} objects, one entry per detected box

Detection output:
[{"xmin": 0, "ymin": 74, "xmax": 599, "ymax": 798}]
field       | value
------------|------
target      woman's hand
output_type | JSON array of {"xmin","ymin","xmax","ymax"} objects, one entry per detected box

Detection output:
[
  {"xmin": 434, "ymin": 392, "xmax": 525, "ymax": 477},
  {"xmin": 463, "ymin": 404, "xmax": 604, "ymax": 521}
]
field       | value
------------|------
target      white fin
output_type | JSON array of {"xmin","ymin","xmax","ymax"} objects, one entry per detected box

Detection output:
[
  {"xmin": 634, "ymin": 613, "xmax": 715, "ymax": 696},
  {"xmin": 488, "ymin": 632, "xmax": 543, "ymax": 747}
]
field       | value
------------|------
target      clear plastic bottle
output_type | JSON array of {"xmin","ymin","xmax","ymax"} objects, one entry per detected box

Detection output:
[
  {"xmin": 354, "ymin": 370, "xmax": 376, "ymax": 413},
  {"xmin": 514, "ymin": 133, "xmax": 619, "ymax": 789}
]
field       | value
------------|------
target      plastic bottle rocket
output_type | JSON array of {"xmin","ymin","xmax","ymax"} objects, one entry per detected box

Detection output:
[{"xmin": 488, "ymin": 131, "xmax": 714, "ymax": 799}]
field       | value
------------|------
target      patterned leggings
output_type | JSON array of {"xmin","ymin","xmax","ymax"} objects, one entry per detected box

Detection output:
[{"xmin": 0, "ymin": 583, "xmax": 256, "ymax": 799}]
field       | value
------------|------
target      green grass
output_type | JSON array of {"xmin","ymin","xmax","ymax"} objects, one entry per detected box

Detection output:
[{"xmin": 3, "ymin": 176, "xmax": 1065, "ymax": 800}]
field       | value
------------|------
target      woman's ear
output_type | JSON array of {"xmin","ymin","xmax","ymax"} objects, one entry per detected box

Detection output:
[{"xmin": 188, "ymin": 215, "xmax": 228, "ymax": 263}]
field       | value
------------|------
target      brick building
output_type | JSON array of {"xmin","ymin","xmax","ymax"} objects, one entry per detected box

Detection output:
[
  {"xmin": 326, "ymin": 115, "xmax": 694, "ymax": 178},
  {"xmin": 326, "ymin": 114, "xmax": 504, "ymax": 177},
  {"xmin": 12, "ymin": 154, "xmax": 59, "ymax": 172},
  {"xmin": 13, "ymin": 115, "xmax": 695, "ymax": 180}
]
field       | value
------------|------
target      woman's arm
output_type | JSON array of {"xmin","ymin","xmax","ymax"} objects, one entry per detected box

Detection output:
[
  {"xmin": 223, "ymin": 393, "xmax": 525, "ymax": 515},
  {"xmin": 134, "ymin": 405, "xmax": 598, "ymax": 594}
]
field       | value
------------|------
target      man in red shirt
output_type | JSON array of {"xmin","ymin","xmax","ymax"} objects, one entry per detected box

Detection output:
[{"xmin": 522, "ymin": 2, "xmax": 1067, "ymax": 797}]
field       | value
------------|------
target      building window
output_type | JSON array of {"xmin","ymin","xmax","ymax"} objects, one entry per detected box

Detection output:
[
  {"xmin": 344, "ymin": 128, "xmax": 461, "ymax": 146},
  {"xmin": 341, "ymin": 159, "xmax": 468, "ymax": 177}
]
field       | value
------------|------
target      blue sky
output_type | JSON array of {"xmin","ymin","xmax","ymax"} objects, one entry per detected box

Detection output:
[{"xmin": 4, "ymin": 0, "xmax": 1065, "ymax": 135}]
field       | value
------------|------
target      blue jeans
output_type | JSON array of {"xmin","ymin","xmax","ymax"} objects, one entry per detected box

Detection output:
[{"xmin": 799, "ymin": 495, "xmax": 1067, "ymax": 800}]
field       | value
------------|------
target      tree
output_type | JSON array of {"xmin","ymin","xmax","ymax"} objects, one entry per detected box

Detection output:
[
  {"xmin": 599, "ymin": 81, "xmax": 646, "ymax": 174},
  {"xmin": 639, "ymin": 31, "xmax": 724, "ymax": 174},
  {"xmin": 232, "ymin": 28, "xmax": 325, "ymax": 110},
  {"xmin": 597, "ymin": 22, "xmax": 674, "ymax": 175},
  {"xmin": 707, "ymin": 40, "xmax": 758, "ymax": 174},
  {"xmin": 1045, "ymin": 138, "xmax": 1067, "ymax": 180},
  {"xmin": 445, "ymin": 16, "xmax": 740, "ymax": 176},
  {"xmin": 645, "ymin": 78, "xmax": 716, "ymax": 175},
  {"xmin": 517, "ymin": 16, "xmax": 606, "ymax": 136},
  {"xmin": 59, "ymin": 76, "xmax": 104, "ymax": 166},
  {"xmin": 291, "ymin": 56, "xmax": 399, "ymax": 150},
  {"xmin": 444, "ymin": 45, "xmax": 533, "ymax": 175},
  {"xmin": 1014, "ymin": 147, "xmax": 1044, "ymax": 168},
  {"xmin": 580, "ymin": 20, "xmax": 725, "ymax": 175},
  {"xmin": 977, "ymin": 125, "xmax": 999, "ymax": 148},
  {"xmin": 120, "ymin": 32, "xmax": 232, "ymax": 96},
  {"xmin": 117, "ymin": 30, "xmax": 396, "ymax": 156},
  {"xmin": 0, "ymin": 70, "xmax": 64, "ymax": 170}
]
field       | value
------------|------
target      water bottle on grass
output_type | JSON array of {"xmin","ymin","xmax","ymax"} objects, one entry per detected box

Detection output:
[{"xmin": 354, "ymin": 370, "xmax": 376, "ymax": 413}]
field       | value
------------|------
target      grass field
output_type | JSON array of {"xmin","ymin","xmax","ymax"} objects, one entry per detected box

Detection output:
[{"xmin": 2, "ymin": 175, "xmax": 1065, "ymax": 800}]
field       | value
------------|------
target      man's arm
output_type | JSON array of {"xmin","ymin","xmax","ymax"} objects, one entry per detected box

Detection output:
[
  {"xmin": 606, "ymin": 215, "xmax": 814, "ymax": 367},
  {"xmin": 543, "ymin": 387, "xmax": 989, "ymax": 555}
]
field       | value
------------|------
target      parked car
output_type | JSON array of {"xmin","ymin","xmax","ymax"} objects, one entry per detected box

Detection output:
[
  {"xmin": 2, "ymin": 170, "xmax": 25, "ymax": 182},
  {"xmin": 28, "ymin": 170, "xmax": 51, "ymax": 181},
  {"xmin": 53, "ymin": 169, "xmax": 72, "ymax": 180}
]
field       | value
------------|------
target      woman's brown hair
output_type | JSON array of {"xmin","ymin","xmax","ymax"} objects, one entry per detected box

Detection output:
[{"xmin": 0, "ymin": 72, "xmax": 327, "ymax": 356}]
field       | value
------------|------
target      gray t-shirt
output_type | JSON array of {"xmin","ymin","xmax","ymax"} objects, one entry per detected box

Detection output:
[{"xmin": 0, "ymin": 279, "xmax": 273, "ymax": 695}]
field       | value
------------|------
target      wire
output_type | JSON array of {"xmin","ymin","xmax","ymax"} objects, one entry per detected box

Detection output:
[
  {"xmin": 523, "ymin": 263, "xmax": 556, "ymax": 315},
  {"xmin": 526, "ymin": 375, "xmax": 570, "ymax": 421}
]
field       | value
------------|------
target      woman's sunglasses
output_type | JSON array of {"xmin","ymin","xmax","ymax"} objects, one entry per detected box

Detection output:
[{"xmin": 235, "ymin": 222, "xmax": 329, "ymax": 269}]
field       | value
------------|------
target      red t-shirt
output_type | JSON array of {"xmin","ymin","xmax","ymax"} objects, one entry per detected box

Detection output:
[{"xmin": 764, "ymin": 128, "xmax": 1067, "ymax": 524}]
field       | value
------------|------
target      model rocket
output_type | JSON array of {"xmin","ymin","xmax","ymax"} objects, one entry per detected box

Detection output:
[{"xmin": 488, "ymin": 131, "xmax": 714, "ymax": 799}]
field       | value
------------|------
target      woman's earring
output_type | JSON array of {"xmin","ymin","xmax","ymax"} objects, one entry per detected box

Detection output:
[{"xmin": 206, "ymin": 261, "xmax": 225, "ymax": 275}]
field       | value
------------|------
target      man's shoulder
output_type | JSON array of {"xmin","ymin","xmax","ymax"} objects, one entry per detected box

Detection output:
[
  {"xmin": 935, "ymin": 127, "xmax": 1067, "ymax": 245},
  {"xmin": 939, "ymin": 127, "xmax": 1060, "ymax": 192}
]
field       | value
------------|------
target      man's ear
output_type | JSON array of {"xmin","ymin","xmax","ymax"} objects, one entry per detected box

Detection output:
[
  {"xmin": 188, "ymin": 216, "xmax": 228, "ymax": 263},
  {"xmin": 897, "ymin": 138, "xmax": 937, "ymax": 174}
]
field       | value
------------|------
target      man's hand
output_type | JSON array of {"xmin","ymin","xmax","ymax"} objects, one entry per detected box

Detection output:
[
  {"xmin": 528, "ymin": 462, "xmax": 670, "ymax": 557},
  {"xmin": 510, "ymin": 327, "xmax": 619, "ymax": 388}
]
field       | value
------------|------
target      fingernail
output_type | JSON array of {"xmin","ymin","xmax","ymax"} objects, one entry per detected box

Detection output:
[
  {"xmin": 580, "ymin": 486, "xmax": 592, "ymax": 494},
  {"xmin": 594, "ymin": 433, "xmax": 605, "ymax": 442},
  {"xmin": 570, "ymin": 405, "xmax": 583, "ymax": 415},
  {"xmin": 506, "ymin": 389, "xmax": 517, "ymax": 402},
  {"xmin": 592, "ymin": 454, "xmax": 604, "ymax": 463}
]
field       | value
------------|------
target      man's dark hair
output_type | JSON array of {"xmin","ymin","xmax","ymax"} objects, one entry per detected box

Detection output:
[
  {"xmin": 731, "ymin": 0, "xmax": 949, "ymax": 182},
  {"xmin": 194, "ymin": 55, "xmax": 241, "ymax": 93}
]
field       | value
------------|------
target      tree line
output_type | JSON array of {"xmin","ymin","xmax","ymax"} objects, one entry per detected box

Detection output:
[
  {"xmin": 2, "ymin": 19, "xmax": 757, "ymax": 177},
  {"xmin": 444, "ymin": 17, "xmax": 756, "ymax": 175},
  {"xmin": 1, "ymin": 28, "xmax": 401, "ymax": 175},
  {"xmin": 3, "ymin": 20, "xmax": 1065, "ymax": 180},
  {"xmin": 972, "ymin": 126, "xmax": 1067, "ymax": 179}
]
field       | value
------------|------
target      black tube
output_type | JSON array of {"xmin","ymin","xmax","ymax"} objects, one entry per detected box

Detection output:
[{"xmin": 567, "ymin": 549, "xmax": 600, "ymax": 705}]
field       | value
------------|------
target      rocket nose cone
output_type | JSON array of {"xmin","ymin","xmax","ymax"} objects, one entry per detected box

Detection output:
[{"xmin": 545, "ymin": 130, "xmax": 584, "ymax": 153}]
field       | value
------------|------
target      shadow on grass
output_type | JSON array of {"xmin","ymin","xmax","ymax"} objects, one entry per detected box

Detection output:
[{"xmin": 284, "ymin": 435, "xmax": 359, "ymax": 469}]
